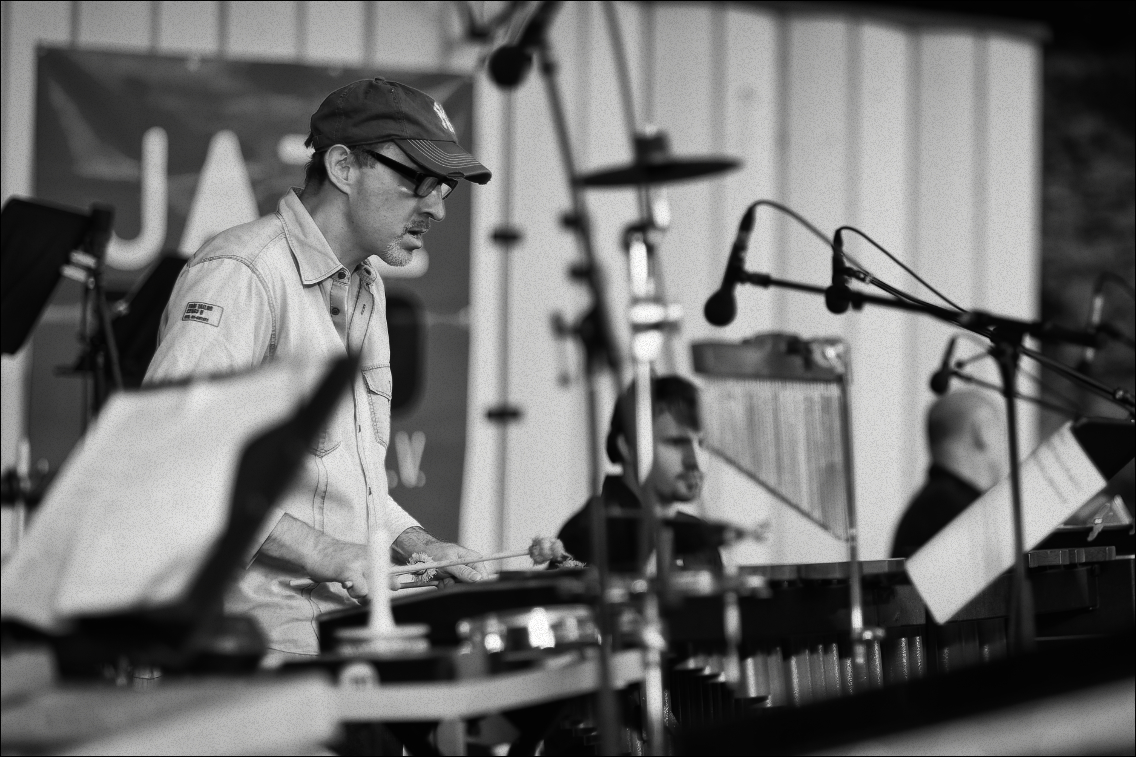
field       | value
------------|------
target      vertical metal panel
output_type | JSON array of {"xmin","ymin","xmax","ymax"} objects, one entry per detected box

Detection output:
[
  {"xmin": 981, "ymin": 34, "xmax": 1042, "ymax": 456},
  {"xmin": 488, "ymin": 1, "xmax": 590, "ymax": 561},
  {"xmin": 75, "ymin": 0, "xmax": 152, "ymax": 49},
  {"xmin": 722, "ymin": 6, "xmax": 781, "ymax": 339},
  {"xmin": 226, "ymin": 0, "xmax": 299, "ymax": 59},
  {"xmin": 370, "ymin": 1, "xmax": 442, "ymax": 69},
  {"xmin": 578, "ymin": 0, "xmax": 641, "ymax": 397},
  {"xmin": 850, "ymin": 20, "xmax": 917, "ymax": 560},
  {"xmin": 778, "ymin": 17, "xmax": 852, "ymax": 343},
  {"xmin": 701, "ymin": 5, "xmax": 788, "ymax": 565},
  {"xmin": 910, "ymin": 32, "xmax": 982, "ymax": 498},
  {"xmin": 458, "ymin": 69, "xmax": 506, "ymax": 555},
  {"xmin": 652, "ymin": 2, "xmax": 716, "ymax": 376},
  {"xmin": 156, "ymin": 1, "xmax": 220, "ymax": 55},
  {"xmin": 301, "ymin": 1, "xmax": 366, "ymax": 65}
]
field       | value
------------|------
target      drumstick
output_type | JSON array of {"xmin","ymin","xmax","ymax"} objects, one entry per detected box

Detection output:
[
  {"xmin": 389, "ymin": 548, "xmax": 525, "ymax": 576},
  {"xmin": 390, "ymin": 536, "xmax": 571, "ymax": 577},
  {"xmin": 288, "ymin": 537, "xmax": 571, "ymax": 587}
]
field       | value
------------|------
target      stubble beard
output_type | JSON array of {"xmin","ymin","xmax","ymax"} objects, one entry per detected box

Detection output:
[{"xmin": 377, "ymin": 238, "xmax": 413, "ymax": 267}]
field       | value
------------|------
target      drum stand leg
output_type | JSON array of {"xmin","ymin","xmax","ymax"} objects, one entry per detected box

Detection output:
[{"xmin": 839, "ymin": 372, "xmax": 882, "ymax": 685}]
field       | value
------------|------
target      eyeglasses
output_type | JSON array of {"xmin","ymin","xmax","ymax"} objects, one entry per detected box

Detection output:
[{"xmin": 362, "ymin": 149, "xmax": 458, "ymax": 200}]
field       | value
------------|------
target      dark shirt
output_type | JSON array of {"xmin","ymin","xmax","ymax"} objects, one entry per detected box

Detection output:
[
  {"xmin": 557, "ymin": 476, "xmax": 724, "ymax": 573},
  {"xmin": 891, "ymin": 465, "xmax": 982, "ymax": 559}
]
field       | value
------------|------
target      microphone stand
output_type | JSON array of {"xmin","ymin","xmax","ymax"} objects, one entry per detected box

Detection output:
[
  {"xmin": 732, "ymin": 267, "xmax": 1128, "ymax": 655},
  {"xmin": 944, "ymin": 368, "xmax": 1080, "ymax": 417},
  {"xmin": 523, "ymin": 11, "xmax": 626, "ymax": 754}
]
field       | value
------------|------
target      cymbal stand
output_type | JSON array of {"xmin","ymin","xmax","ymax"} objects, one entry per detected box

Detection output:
[
  {"xmin": 528, "ymin": 10, "xmax": 626, "ymax": 754},
  {"xmin": 624, "ymin": 224, "xmax": 681, "ymax": 756}
]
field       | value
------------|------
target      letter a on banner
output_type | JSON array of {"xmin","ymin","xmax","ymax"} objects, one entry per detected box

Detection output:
[{"xmin": 180, "ymin": 130, "xmax": 260, "ymax": 255}]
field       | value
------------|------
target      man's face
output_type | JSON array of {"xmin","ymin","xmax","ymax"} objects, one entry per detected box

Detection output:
[
  {"xmin": 346, "ymin": 143, "xmax": 446, "ymax": 267},
  {"xmin": 646, "ymin": 411, "xmax": 705, "ymax": 505}
]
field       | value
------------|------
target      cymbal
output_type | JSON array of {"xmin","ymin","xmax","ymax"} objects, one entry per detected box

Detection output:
[{"xmin": 579, "ymin": 129, "xmax": 740, "ymax": 188}]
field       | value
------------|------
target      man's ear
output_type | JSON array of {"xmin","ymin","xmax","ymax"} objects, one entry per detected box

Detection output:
[{"xmin": 324, "ymin": 144, "xmax": 355, "ymax": 195}]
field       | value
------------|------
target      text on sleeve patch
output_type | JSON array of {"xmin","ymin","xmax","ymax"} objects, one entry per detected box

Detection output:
[{"xmin": 182, "ymin": 302, "xmax": 224, "ymax": 327}]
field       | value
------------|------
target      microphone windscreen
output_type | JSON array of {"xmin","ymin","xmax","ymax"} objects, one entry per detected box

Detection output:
[
  {"xmin": 929, "ymin": 370, "xmax": 951, "ymax": 395},
  {"xmin": 704, "ymin": 288, "xmax": 737, "ymax": 327},
  {"xmin": 487, "ymin": 46, "xmax": 533, "ymax": 89}
]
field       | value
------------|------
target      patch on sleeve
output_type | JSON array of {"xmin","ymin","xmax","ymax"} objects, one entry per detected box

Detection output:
[{"xmin": 182, "ymin": 301, "xmax": 224, "ymax": 327}]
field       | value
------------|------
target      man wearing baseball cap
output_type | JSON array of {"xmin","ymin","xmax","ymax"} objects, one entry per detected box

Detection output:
[{"xmin": 145, "ymin": 78, "xmax": 491, "ymax": 664}]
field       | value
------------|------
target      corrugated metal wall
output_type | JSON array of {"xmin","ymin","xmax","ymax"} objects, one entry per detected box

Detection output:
[{"xmin": 0, "ymin": 1, "xmax": 1042, "ymax": 563}]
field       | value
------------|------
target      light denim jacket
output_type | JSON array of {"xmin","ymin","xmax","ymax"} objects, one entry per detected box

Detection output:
[{"xmin": 145, "ymin": 189, "xmax": 419, "ymax": 657}]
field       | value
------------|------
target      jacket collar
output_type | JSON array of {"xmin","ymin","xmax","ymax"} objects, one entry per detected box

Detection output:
[{"xmin": 278, "ymin": 189, "xmax": 380, "ymax": 286}]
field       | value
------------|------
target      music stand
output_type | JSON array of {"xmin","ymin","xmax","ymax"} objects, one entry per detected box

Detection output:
[
  {"xmin": 0, "ymin": 198, "xmax": 91, "ymax": 355},
  {"xmin": 1, "ymin": 357, "xmax": 356, "ymax": 672},
  {"xmin": 71, "ymin": 253, "xmax": 189, "ymax": 387}
]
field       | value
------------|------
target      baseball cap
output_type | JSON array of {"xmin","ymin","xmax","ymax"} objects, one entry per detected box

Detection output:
[{"xmin": 307, "ymin": 78, "xmax": 491, "ymax": 184}]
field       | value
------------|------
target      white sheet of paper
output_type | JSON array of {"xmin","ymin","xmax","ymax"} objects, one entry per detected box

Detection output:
[
  {"xmin": 906, "ymin": 422, "xmax": 1107, "ymax": 622},
  {"xmin": 0, "ymin": 360, "xmax": 329, "ymax": 633}
]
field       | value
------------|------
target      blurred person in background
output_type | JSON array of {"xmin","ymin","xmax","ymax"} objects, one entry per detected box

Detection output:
[
  {"xmin": 557, "ymin": 375, "xmax": 723, "ymax": 573},
  {"xmin": 891, "ymin": 389, "xmax": 1007, "ymax": 559}
]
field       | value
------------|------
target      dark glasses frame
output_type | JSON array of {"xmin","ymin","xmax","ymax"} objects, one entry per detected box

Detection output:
[{"xmin": 362, "ymin": 149, "xmax": 458, "ymax": 199}]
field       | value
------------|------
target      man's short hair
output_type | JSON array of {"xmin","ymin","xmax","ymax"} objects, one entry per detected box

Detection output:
[
  {"xmin": 301, "ymin": 136, "xmax": 383, "ymax": 191},
  {"xmin": 606, "ymin": 375, "xmax": 701, "ymax": 464}
]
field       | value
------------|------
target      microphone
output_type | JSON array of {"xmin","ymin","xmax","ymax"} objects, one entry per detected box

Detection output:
[
  {"xmin": 704, "ymin": 204, "xmax": 758, "ymax": 327},
  {"xmin": 824, "ymin": 229, "xmax": 852, "ymax": 314},
  {"xmin": 929, "ymin": 336, "xmax": 958, "ymax": 395},
  {"xmin": 486, "ymin": 1, "xmax": 562, "ymax": 89},
  {"xmin": 1076, "ymin": 279, "xmax": 1106, "ymax": 373}
]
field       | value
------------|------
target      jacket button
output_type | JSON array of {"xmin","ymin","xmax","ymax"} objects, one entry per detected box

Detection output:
[
  {"xmin": 337, "ymin": 270, "xmax": 346, "ymax": 280},
  {"xmin": 331, "ymin": 307, "xmax": 340, "ymax": 315}
]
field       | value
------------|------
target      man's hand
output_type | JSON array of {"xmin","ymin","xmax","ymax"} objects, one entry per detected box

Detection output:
[
  {"xmin": 394, "ymin": 527, "xmax": 489, "ymax": 587},
  {"xmin": 308, "ymin": 538, "xmax": 370, "ymax": 600},
  {"xmin": 260, "ymin": 514, "xmax": 370, "ymax": 599}
]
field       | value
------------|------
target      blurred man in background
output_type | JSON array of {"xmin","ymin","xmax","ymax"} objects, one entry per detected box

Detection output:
[
  {"xmin": 557, "ymin": 375, "xmax": 722, "ymax": 572},
  {"xmin": 892, "ymin": 389, "xmax": 1007, "ymax": 559}
]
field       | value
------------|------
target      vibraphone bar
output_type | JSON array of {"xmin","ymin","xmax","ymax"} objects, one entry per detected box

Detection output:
[{"xmin": 663, "ymin": 546, "xmax": 1132, "ymax": 726}]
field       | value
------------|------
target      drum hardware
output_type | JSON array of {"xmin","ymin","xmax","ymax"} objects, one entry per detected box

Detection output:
[{"xmin": 457, "ymin": 605, "xmax": 600, "ymax": 670}]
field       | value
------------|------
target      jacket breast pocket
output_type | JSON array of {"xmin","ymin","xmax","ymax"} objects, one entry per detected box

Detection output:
[{"xmin": 362, "ymin": 365, "xmax": 393, "ymax": 447}]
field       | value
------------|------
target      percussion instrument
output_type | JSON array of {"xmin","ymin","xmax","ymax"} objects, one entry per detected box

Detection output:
[
  {"xmin": 661, "ymin": 546, "xmax": 1133, "ymax": 725},
  {"xmin": 311, "ymin": 545, "xmax": 1132, "ymax": 753},
  {"xmin": 692, "ymin": 333, "xmax": 853, "ymax": 539},
  {"xmin": 578, "ymin": 131, "xmax": 739, "ymax": 188}
]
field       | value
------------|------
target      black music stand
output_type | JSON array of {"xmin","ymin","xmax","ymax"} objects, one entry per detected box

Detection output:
[
  {"xmin": 71, "ymin": 253, "xmax": 188, "ymax": 387},
  {"xmin": 1, "ymin": 196, "xmax": 124, "ymax": 418},
  {"xmin": 1, "ymin": 198, "xmax": 92, "ymax": 355},
  {"xmin": 2, "ymin": 357, "xmax": 356, "ymax": 673}
]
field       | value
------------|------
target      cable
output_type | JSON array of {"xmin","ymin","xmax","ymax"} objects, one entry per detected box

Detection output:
[
  {"xmin": 747, "ymin": 199, "xmax": 833, "ymax": 249},
  {"xmin": 836, "ymin": 225, "xmax": 967, "ymax": 311}
]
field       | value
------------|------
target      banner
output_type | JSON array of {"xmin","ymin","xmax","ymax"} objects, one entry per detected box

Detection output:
[{"xmin": 32, "ymin": 47, "xmax": 474, "ymax": 539}]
